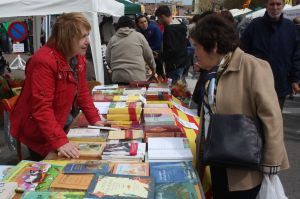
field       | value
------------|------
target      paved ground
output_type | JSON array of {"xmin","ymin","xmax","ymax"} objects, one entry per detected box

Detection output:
[{"xmin": 0, "ymin": 53, "xmax": 299, "ymax": 197}]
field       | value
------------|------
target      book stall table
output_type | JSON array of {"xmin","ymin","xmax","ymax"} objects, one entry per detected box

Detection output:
[{"xmin": 7, "ymin": 83, "xmax": 211, "ymax": 199}]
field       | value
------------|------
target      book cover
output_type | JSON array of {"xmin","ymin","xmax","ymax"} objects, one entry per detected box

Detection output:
[
  {"xmin": 155, "ymin": 182, "xmax": 202, "ymax": 199},
  {"xmin": 50, "ymin": 173, "xmax": 94, "ymax": 191},
  {"xmin": 108, "ymin": 130, "xmax": 144, "ymax": 140},
  {"xmin": 113, "ymin": 95, "xmax": 140, "ymax": 102},
  {"xmin": 144, "ymin": 125, "xmax": 182, "ymax": 133},
  {"xmin": 21, "ymin": 191, "xmax": 85, "ymax": 199},
  {"xmin": 148, "ymin": 138, "xmax": 190, "ymax": 150},
  {"xmin": 67, "ymin": 128, "xmax": 108, "ymax": 142},
  {"xmin": 66, "ymin": 141, "xmax": 105, "ymax": 158},
  {"xmin": 3, "ymin": 161, "xmax": 52, "ymax": 192},
  {"xmin": 107, "ymin": 113, "xmax": 141, "ymax": 122},
  {"xmin": 64, "ymin": 161, "xmax": 112, "ymax": 174},
  {"xmin": 103, "ymin": 143, "xmax": 146, "ymax": 156},
  {"xmin": 41, "ymin": 159, "xmax": 89, "ymax": 166},
  {"xmin": 149, "ymin": 162, "xmax": 199, "ymax": 184},
  {"xmin": 108, "ymin": 102, "xmax": 142, "ymax": 114},
  {"xmin": 0, "ymin": 182, "xmax": 17, "ymax": 199},
  {"xmin": 113, "ymin": 162, "xmax": 149, "ymax": 176},
  {"xmin": 0, "ymin": 165, "xmax": 14, "ymax": 181},
  {"xmin": 84, "ymin": 174, "xmax": 154, "ymax": 198},
  {"xmin": 92, "ymin": 94, "xmax": 114, "ymax": 102}
]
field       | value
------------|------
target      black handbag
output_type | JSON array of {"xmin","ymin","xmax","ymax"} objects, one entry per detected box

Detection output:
[{"xmin": 203, "ymin": 114, "xmax": 263, "ymax": 170}]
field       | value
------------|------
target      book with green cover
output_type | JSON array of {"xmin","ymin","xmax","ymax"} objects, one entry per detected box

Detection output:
[
  {"xmin": 155, "ymin": 182, "xmax": 202, "ymax": 199},
  {"xmin": 85, "ymin": 173, "xmax": 155, "ymax": 198},
  {"xmin": 3, "ymin": 160, "xmax": 59, "ymax": 192},
  {"xmin": 21, "ymin": 191, "xmax": 85, "ymax": 199},
  {"xmin": 63, "ymin": 161, "xmax": 112, "ymax": 174}
]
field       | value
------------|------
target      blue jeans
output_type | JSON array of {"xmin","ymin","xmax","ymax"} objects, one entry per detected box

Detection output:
[{"xmin": 166, "ymin": 67, "xmax": 185, "ymax": 84}]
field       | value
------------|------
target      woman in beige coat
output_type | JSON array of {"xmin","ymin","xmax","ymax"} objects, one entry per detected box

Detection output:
[{"xmin": 191, "ymin": 14, "xmax": 289, "ymax": 199}]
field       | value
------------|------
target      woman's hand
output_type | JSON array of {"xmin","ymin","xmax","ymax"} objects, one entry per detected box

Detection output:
[
  {"xmin": 57, "ymin": 142, "xmax": 80, "ymax": 159},
  {"xmin": 93, "ymin": 121, "xmax": 103, "ymax": 126}
]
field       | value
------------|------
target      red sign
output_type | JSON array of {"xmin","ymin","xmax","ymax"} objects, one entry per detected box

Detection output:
[{"xmin": 8, "ymin": 21, "xmax": 28, "ymax": 42}]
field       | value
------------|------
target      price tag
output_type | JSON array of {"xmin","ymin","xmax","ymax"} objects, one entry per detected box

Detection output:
[{"xmin": 174, "ymin": 114, "xmax": 198, "ymax": 130}]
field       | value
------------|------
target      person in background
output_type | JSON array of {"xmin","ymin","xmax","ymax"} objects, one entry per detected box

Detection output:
[
  {"xmin": 10, "ymin": 13, "xmax": 102, "ymax": 161},
  {"xmin": 192, "ymin": 14, "xmax": 289, "ymax": 199},
  {"xmin": 100, "ymin": 16, "xmax": 115, "ymax": 45},
  {"xmin": 106, "ymin": 16, "xmax": 156, "ymax": 84},
  {"xmin": 241, "ymin": 0, "xmax": 300, "ymax": 110},
  {"xmin": 135, "ymin": 15, "xmax": 163, "ymax": 77},
  {"xmin": 155, "ymin": 5, "xmax": 188, "ymax": 84}
]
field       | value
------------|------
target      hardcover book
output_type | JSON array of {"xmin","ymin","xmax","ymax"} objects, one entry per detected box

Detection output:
[
  {"xmin": 67, "ymin": 128, "xmax": 108, "ymax": 142},
  {"xmin": 0, "ymin": 182, "xmax": 17, "ymax": 199},
  {"xmin": 21, "ymin": 191, "xmax": 85, "ymax": 199},
  {"xmin": 84, "ymin": 174, "xmax": 154, "ymax": 198},
  {"xmin": 64, "ymin": 161, "xmax": 112, "ymax": 174},
  {"xmin": 155, "ymin": 182, "xmax": 202, "ymax": 199},
  {"xmin": 113, "ymin": 162, "xmax": 149, "ymax": 176},
  {"xmin": 3, "ymin": 161, "xmax": 54, "ymax": 192},
  {"xmin": 50, "ymin": 173, "xmax": 94, "ymax": 191}
]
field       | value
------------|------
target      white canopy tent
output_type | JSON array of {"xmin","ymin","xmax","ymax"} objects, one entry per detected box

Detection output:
[
  {"xmin": 245, "ymin": 4, "xmax": 292, "ymax": 19},
  {"xmin": 0, "ymin": 0, "xmax": 124, "ymax": 83},
  {"xmin": 229, "ymin": 8, "xmax": 252, "ymax": 18},
  {"xmin": 284, "ymin": 4, "xmax": 300, "ymax": 20}
]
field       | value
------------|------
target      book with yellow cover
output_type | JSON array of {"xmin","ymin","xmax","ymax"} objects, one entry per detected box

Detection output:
[
  {"xmin": 50, "ymin": 173, "xmax": 94, "ymax": 191},
  {"xmin": 113, "ymin": 162, "xmax": 149, "ymax": 176},
  {"xmin": 84, "ymin": 174, "xmax": 154, "ymax": 198},
  {"xmin": 144, "ymin": 107, "xmax": 173, "ymax": 115},
  {"xmin": 108, "ymin": 102, "xmax": 142, "ymax": 114},
  {"xmin": 112, "ymin": 95, "xmax": 140, "ymax": 102},
  {"xmin": 108, "ymin": 130, "xmax": 144, "ymax": 140},
  {"xmin": 107, "ymin": 114, "xmax": 141, "ymax": 122}
]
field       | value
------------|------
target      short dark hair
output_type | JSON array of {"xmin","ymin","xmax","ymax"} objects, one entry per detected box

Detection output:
[
  {"xmin": 190, "ymin": 14, "xmax": 239, "ymax": 54},
  {"xmin": 116, "ymin": 16, "xmax": 135, "ymax": 30},
  {"xmin": 135, "ymin": 15, "xmax": 149, "ymax": 25},
  {"xmin": 155, "ymin": 5, "xmax": 171, "ymax": 17},
  {"xmin": 191, "ymin": 11, "xmax": 214, "ymax": 23}
]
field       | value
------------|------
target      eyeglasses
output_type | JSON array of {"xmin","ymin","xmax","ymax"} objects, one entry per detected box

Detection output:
[{"xmin": 269, "ymin": 2, "xmax": 283, "ymax": 6}]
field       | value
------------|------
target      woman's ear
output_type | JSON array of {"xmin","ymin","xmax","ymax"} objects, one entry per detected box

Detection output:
[{"xmin": 212, "ymin": 42, "xmax": 218, "ymax": 54}]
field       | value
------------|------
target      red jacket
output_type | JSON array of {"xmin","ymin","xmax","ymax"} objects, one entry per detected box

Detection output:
[{"xmin": 10, "ymin": 45, "xmax": 100, "ymax": 156}]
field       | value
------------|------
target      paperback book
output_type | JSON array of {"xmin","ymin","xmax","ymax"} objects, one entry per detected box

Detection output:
[
  {"xmin": 0, "ymin": 182, "xmax": 17, "ymax": 199},
  {"xmin": 50, "ymin": 173, "xmax": 94, "ymax": 191},
  {"xmin": 84, "ymin": 174, "xmax": 154, "ymax": 198},
  {"xmin": 113, "ymin": 162, "xmax": 149, "ymax": 176},
  {"xmin": 155, "ymin": 182, "xmax": 202, "ymax": 199},
  {"xmin": 64, "ymin": 161, "xmax": 112, "ymax": 174}
]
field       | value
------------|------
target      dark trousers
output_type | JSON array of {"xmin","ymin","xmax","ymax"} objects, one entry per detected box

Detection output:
[
  {"xmin": 28, "ymin": 148, "xmax": 45, "ymax": 161},
  {"xmin": 210, "ymin": 166, "xmax": 261, "ymax": 199},
  {"xmin": 278, "ymin": 96, "xmax": 286, "ymax": 111}
]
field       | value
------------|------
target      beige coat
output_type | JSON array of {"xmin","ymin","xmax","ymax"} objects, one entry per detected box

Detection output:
[{"xmin": 197, "ymin": 48, "xmax": 289, "ymax": 191}]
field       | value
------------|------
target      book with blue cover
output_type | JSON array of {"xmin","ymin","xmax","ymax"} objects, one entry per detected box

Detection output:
[
  {"xmin": 149, "ymin": 162, "xmax": 199, "ymax": 184},
  {"xmin": 155, "ymin": 182, "xmax": 202, "ymax": 199},
  {"xmin": 84, "ymin": 173, "xmax": 155, "ymax": 198},
  {"xmin": 63, "ymin": 161, "xmax": 112, "ymax": 174}
]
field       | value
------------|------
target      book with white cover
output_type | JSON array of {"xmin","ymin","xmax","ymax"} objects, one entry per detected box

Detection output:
[
  {"xmin": 0, "ymin": 182, "xmax": 17, "ymax": 199},
  {"xmin": 92, "ymin": 84, "xmax": 118, "ymax": 91},
  {"xmin": 93, "ymin": 102, "xmax": 111, "ymax": 114},
  {"xmin": 67, "ymin": 128, "xmax": 100, "ymax": 138},
  {"xmin": 148, "ymin": 138, "xmax": 190, "ymax": 150},
  {"xmin": 148, "ymin": 149, "xmax": 193, "ymax": 161}
]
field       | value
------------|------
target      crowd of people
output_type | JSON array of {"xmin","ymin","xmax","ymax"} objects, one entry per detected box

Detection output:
[{"xmin": 1, "ymin": 0, "xmax": 300, "ymax": 198}]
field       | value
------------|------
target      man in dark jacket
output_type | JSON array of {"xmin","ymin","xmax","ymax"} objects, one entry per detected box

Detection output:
[
  {"xmin": 155, "ymin": 5, "xmax": 188, "ymax": 84},
  {"xmin": 241, "ymin": 0, "xmax": 300, "ymax": 110}
]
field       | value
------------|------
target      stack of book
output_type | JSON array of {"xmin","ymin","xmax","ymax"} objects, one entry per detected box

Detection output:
[
  {"xmin": 107, "ymin": 129, "xmax": 144, "ymax": 141},
  {"xmin": 102, "ymin": 142, "xmax": 146, "ymax": 162},
  {"xmin": 123, "ymin": 87, "xmax": 147, "ymax": 95},
  {"xmin": 92, "ymin": 84, "xmax": 119, "ymax": 93},
  {"xmin": 147, "ymin": 138, "xmax": 193, "ymax": 162},
  {"xmin": 107, "ymin": 102, "xmax": 142, "ymax": 124},
  {"xmin": 144, "ymin": 107, "xmax": 176, "ymax": 126},
  {"xmin": 146, "ymin": 83, "xmax": 171, "ymax": 101},
  {"xmin": 144, "ymin": 125, "xmax": 183, "ymax": 142},
  {"xmin": 67, "ymin": 128, "xmax": 108, "ymax": 142}
]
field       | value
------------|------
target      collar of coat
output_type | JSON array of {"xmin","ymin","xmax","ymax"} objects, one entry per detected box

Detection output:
[{"xmin": 225, "ymin": 47, "xmax": 244, "ymax": 73}]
